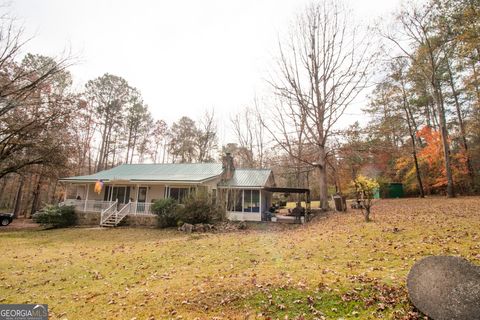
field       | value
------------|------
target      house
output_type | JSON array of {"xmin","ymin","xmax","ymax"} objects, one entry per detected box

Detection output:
[{"xmin": 59, "ymin": 154, "xmax": 278, "ymax": 226}]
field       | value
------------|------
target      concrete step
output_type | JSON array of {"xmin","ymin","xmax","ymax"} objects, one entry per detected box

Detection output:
[
  {"xmin": 100, "ymin": 214, "xmax": 127, "ymax": 227},
  {"xmin": 101, "ymin": 223, "xmax": 116, "ymax": 227}
]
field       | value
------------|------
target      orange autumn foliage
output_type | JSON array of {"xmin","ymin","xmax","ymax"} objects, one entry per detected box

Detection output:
[{"xmin": 395, "ymin": 126, "xmax": 469, "ymax": 193}]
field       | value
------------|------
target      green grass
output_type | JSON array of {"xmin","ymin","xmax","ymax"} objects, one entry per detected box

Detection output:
[
  {"xmin": 237, "ymin": 284, "xmax": 410, "ymax": 319},
  {"xmin": 1, "ymin": 197, "xmax": 479, "ymax": 319}
]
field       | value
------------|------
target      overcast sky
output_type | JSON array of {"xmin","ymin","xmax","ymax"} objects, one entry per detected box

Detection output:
[{"xmin": 10, "ymin": 0, "xmax": 403, "ymax": 144}]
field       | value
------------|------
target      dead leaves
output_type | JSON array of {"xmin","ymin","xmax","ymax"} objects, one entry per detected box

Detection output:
[{"xmin": 1, "ymin": 198, "xmax": 479, "ymax": 319}]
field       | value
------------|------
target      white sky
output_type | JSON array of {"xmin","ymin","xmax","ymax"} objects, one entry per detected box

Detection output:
[{"xmin": 10, "ymin": 0, "xmax": 403, "ymax": 145}]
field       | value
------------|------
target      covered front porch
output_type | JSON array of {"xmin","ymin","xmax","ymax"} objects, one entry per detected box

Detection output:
[
  {"xmin": 61, "ymin": 182, "xmax": 209, "ymax": 226},
  {"xmin": 62, "ymin": 198, "xmax": 155, "ymax": 215},
  {"xmin": 65, "ymin": 181, "xmax": 204, "ymax": 206}
]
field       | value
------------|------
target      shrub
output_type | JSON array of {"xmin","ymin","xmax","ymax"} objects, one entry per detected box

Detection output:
[
  {"xmin": 152, "ymin": 198, "xmax": 179, "ymax": 228},
  {"xmin": 351, "ymin": 175, "xmax": 379, "ymax": 222},
  {"xmin": 178, "ymin": 192, "xmax": 224, "ymax": 224},
  {"xmin": 152, "ymin": 193, "xmax": 224, "ymax": 228},
  {"xmin": 33, "ymin": 204, "xmax": 77, "ymax": 228}
]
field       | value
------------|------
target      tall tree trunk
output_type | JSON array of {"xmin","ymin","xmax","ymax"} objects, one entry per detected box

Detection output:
[
  {"xmin": 51, "ymin": 180, "xmax": 58, "ymax": 203},
  {"xmin": 433, "ymin": 82, "xmax": 455, "ymax": 197},
  {"xmin": 405, "ymin": 109, "xmax": 425, "ymax": 197},
  {"xmin": 402, "ymin": 84, "xmax": 425, "ymax": 198},
  {"xmin": 88, "ymin": 148, "xmax": 92, "ymax": 174},
  {"xmin": 130, "ymin": 133, "xmax": 138, "ymax": 164},
  {"xmin": 318, "ymin": 147, "xmax": 329, "ymax": 210},
  {"xmin": 30, "ymin": 173, "xmax": 43, "ymax": 217},
  {"xmin": 0, "ymin": 177, "xmax": 7, "ymax": 202},
  {"xmin": 125, "ymin": 125, "xmax": 133, "ymax": 163},
  {"xmin": 162, "ymin": 141, "xmax": 167, "ymax": 164},
  {"xmin": 447, "ymin": 60, "xmax": 475, "ymax": 190},
  {"xmin": 13, "ymin": 175, "xmax": 24, "ymax": 218},
  {"xmin": 111, "ymin": 134, "xmax": 117, "ymax": 167},
  {"xmin": 96, "ymin": 119, "xmax": 109, "ymax": 172},
  {"xmin": 102, "ymin": 122, "xmax": 114, "ymax": 169},
  {"xmin": 471, "ymin": 60, "xmax": 480, "ymax": 105}
]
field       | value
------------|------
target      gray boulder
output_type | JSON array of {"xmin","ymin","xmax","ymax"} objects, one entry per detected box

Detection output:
[
  {"xmin": 407, "ymin": 255, "xmax": 480, "ymax": 320},
  {"xmin": 193, "ymin": 223, "xmax": 206, "ymax": 232},
  {"xmin": 178, "ymin": 223, "xmax": 194, "ymax": 233},
  {"xmin": 237, "ymin": 221, "xmax": 247, "ymax": 230}
]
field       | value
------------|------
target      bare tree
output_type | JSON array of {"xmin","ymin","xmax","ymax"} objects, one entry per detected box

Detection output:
[
  {"xmin": 265, "ymin": 1, "xmax": 374, "ymax": 209},
  {"xmin": 151, "ymin": 119, "xmax": 168, "ymax": 163},
  {"xmin": 196, "ymin": 110, "xmax": 218, "ymax": 162},
  {"xmin": 231, "ymin": 101, "xmax": 266, "ymax": 168}
]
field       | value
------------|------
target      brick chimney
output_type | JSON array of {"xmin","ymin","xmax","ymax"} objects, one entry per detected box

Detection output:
[{"xmin": 222, "ymin": 153, "xmax": 235, "ymax": 180}]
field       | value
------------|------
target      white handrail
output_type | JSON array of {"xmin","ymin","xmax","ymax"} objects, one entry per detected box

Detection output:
[
  {"xmin": 101, "ymin": 200, "xmax": 118, "ymax": 224},
  {"xmin": 116, "ymin": 201, "xmax": 131, "ymax": 223},
  {"xmin": 130, "ymin": 202, "xmax": 155, "ymax": 215}
]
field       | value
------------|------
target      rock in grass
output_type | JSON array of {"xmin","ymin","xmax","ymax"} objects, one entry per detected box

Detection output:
[
  {"xmin": 407, "ymin": 256, "xmax": 480, "ymax": 320},
  {"xmin": 237, "ymin": 221, "xmax": 247, "ymax": 230},
  {"xmin": 178, "ymin": 223, "xmax": 193, "ymax": 233}
]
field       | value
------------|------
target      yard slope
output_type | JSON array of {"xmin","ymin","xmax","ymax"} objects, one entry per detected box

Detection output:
[{"xmin": 0, "ymin": 197, "xmax": 479, "ymax": 319}]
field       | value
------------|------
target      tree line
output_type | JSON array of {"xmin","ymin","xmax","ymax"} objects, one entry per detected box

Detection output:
[
  {"xmin": 242, "ymin": 0, "xmax": 480, "ymax": 202},
  {"xmin": 0, "ymin": 14, "xmax": 218, "ymax": 216},
  {"xmin": 1, "ymin": 0, "xmax": 479, "ymax": 216},
  {"xmin": 333, "ymin": 0, "xmax": 480, "ymax": 197}
]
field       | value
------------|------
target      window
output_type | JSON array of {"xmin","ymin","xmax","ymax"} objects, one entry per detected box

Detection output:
[
  {"xmin": 137, "ymin": 187, "xmax": 147, "ymax": 203},
  {"xmin": 227, "ymin": 189, "xmax": 260, "ymax": 213},
  {"xmin": 169, "ymin": 187, "xmax": 190, "ymax": 203},
  {"xmin": 103, "ymin": 186, "xmax": 130, "ymax": 204},
  {"xmin": 227, "ymin": 189, "xmax": 243, "ymax": 212},
  {"xmin": 244, "ymin": 190, "xmax": 260, "ymax": 212}
]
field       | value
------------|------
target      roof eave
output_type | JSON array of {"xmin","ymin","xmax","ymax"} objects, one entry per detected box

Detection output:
[
  {"xmin": 59, "ymin": 174, "xmax": 222, "ymax": 185},
  {"xmin": 218, "ymin": 186, "xmax": 265, "ymax": 189}
]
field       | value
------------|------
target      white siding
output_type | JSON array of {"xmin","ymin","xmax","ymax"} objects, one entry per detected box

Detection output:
[
  {"xmin": 147, "ymin": 185, "xmax": 166, "ymax": 203},
  {"xmin": 75, "ymin": 184, "xmax": 104, "ymax": 201}
]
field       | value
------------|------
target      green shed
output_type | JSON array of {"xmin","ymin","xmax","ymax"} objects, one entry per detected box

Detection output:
[
  {"xmin": 387, "ymin": 183, "xmax": 404, "ymax": 198},
  {"xmin": 373, "ymin": 188, "xmax": 380, "ymax": 199}
]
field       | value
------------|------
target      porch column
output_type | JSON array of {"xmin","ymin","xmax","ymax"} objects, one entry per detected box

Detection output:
[
  {"xmin": 84, "ymin": 183, "xmax": 89, "ymax": 212},
  {"xmin": 110, "ymin": 184, "xmax": 115, "ymax": 201},
  {"xmin": 64, "ymin": 183, "xmax": 68, "ymax": 202},
  {"xmin": 259, "ymin": 189, "xmax": 262, "ymax": 219},
  {"xmin": 135, "ymin": 184, "xmax": 140, "ymax": 214},
  {"xmin": 225, "ymin": 188, "xmax": 229, "ymax": 208},
  {"xmin": 242, "ymin": 189, "xmax": 244, "ymax": 213}
]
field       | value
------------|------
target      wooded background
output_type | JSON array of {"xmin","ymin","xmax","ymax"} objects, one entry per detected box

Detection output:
[{"xmin": 1, "ymin": 0, "xmax": 479, "ymax": 216}]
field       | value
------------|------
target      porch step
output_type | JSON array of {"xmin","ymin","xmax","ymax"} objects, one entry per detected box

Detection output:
[
  {"xmin": 100, "ymin": 222, "xmax": 116, "ymax": 227},
  {"xmin": 100, "ymin": 214, "xmax": 127, "ymax": 227},
  {"xmin": 100, "ymin": 202, "xmax": 131, "ymax": 227}
]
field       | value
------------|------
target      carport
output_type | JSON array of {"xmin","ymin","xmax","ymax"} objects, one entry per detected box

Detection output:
[{"xmin": 263, "ymin": 187, "xmax": 312, "ymax": 223}]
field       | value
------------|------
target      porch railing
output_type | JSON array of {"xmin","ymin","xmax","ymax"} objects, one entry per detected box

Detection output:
[
  {"xmin": 116, "ymin": 201, "xmax": 132, "ymax": 223},
  {"xmin": 100, "ymin": 200, "xmax": 118, "ymax": 225},
  {"xmin": 130, "ymin": 202, "xmax": 155, "ymax": 215},
  {"xmin": 66, "ymin": 199, "xmax": 155, "ymax": 216},
  {"xmin": 62, "ymin": 199, "xmax": 116, "ymax": 213},
  {"xmin": 84, "ymin": 200, "xmax": 117, "ymax": 212}
]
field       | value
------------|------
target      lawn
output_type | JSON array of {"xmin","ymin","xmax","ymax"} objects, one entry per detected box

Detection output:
[{"xmin": 1, "ymin": 198, "xmax": 479, "ymax": 319}]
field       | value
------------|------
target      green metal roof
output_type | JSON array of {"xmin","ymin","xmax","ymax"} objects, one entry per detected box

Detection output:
[
  {"xmin": 218, "ymin": 169, "xmax": 272, "ymax": 188},
  {"xmin": 61, "ymin": 163, "xmax": 224, "ymax": 183}
]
